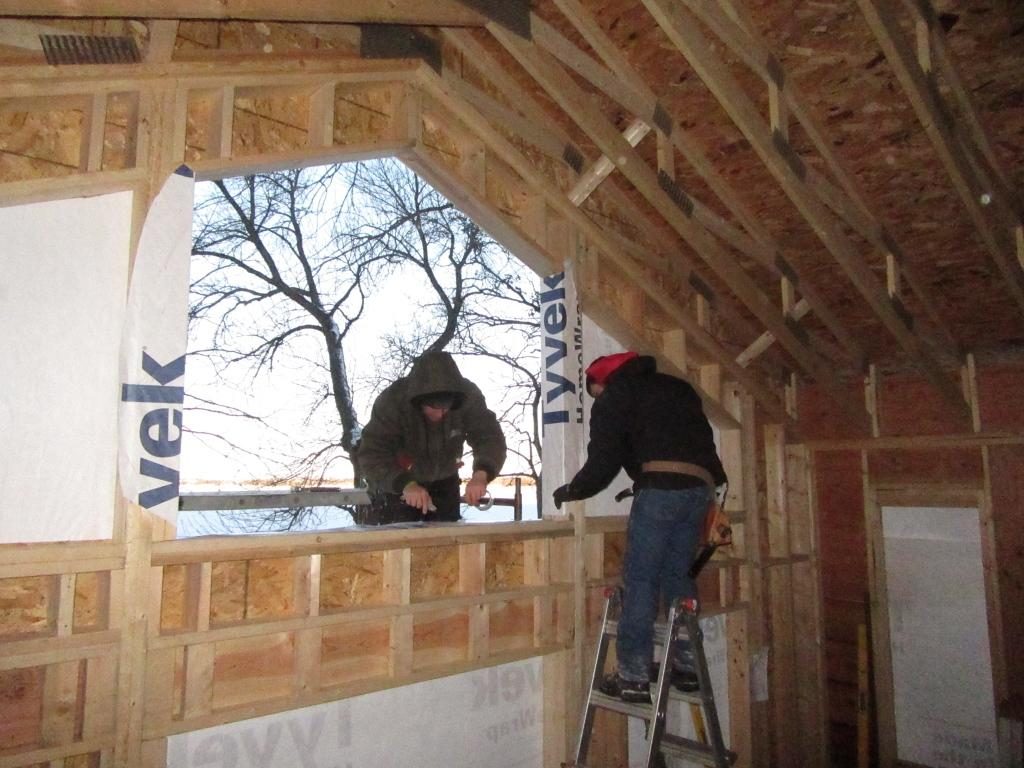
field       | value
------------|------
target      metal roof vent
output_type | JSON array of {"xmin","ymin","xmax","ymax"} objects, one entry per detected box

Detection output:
[{"xmin": 40, "ymin": 35, "xmax": 140, "ymax": 65}]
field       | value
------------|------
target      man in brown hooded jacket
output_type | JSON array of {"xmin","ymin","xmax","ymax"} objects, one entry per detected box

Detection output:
[{"xmin": 357, "ymin": 351, "xmax": 506, "ymax": 523}]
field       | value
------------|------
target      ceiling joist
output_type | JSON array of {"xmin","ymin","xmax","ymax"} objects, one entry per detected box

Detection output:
[
  {"xmin": 542, "ymin": 0, "xmax": 867, "ymax": 369},
  {"xmin": 685, "ymin": 0, "xmax": 961, "ymax": 358},
  {"xmin": 489, "ymin": 21, "xmax": 868, "ymax": 429},
  {"xmin": 641, "ymin": 0, "xmax": 970, "ymax": 420},
  {"xmin": 856, "ymin": 0, "xmax": 1024, "ymax": 320}
]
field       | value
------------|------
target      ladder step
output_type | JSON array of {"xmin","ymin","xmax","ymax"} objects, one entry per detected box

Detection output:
[
  {"xmin": 588, "ymin": 690, "xmax": 656, "ymax": 720},
  {"xmin": 667, "ymin": 687, "xmax": 706, "ymax": 706},
  {"xmin": 605, "ymin": 619, "xmax": 690, "ymax": 644},
  {"xmin": 660, "ymin": 733, "xmax": 738, "ymax": 766}
]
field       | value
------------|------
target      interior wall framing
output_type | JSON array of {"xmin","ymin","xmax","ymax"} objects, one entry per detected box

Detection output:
[
  {"xmin": 803, "ymin": 364, "xmax": 1024, "ymax": 767},
  {"xmin": 0, "ymin": 51, "xmax": 826, "ymax": 768}
]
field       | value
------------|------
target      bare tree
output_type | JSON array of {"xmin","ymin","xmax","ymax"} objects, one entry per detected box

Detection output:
[
  {"xmin": 186, "ymin": 159, "xmax": 542, "ymax": 531},
  {"xmin": 190, "ymin": 165, "xmax": 368, "ymax": 485}
]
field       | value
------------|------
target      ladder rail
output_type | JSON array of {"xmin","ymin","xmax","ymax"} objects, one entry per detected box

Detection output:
[
  {"xmin": 568, "ymin": 592, "xmax": 736, "ymax": 768},
  {"xmin": 573, "ymin": 590, "xmax": 617, "ymax": 766}
]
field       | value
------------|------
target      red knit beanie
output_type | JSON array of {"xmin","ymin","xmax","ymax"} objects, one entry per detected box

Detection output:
[{"xmin": 585, "ymin": 351, "xmax": 638, "ymax": 395}]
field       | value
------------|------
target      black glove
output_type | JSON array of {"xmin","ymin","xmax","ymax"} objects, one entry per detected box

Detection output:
[{"xmin": 553, "ymin": 484, "xmax": 572, "ymax": 510}]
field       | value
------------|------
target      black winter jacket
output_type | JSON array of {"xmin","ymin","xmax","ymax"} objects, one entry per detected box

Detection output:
[{"xmin": 564, "ymin": 355, "xmax": 726, "ymax": 500}]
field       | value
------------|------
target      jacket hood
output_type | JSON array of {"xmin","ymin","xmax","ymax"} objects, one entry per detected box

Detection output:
[{"xmin": 406, "ymin": 351, "xmax": 467, "ymax": 409}]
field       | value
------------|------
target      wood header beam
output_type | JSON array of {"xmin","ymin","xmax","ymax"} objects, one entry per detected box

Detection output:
[{"xmin": 0, "ymin": 1, "xmax": 489, "ymax": 26}]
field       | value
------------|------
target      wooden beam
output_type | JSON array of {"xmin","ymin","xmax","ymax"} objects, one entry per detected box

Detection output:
[
  {"xmin": 856, "ymin": 0, "xmax": 1024, "ymax": 319},
  {"xmin": 694, "ymin": 0, "xmax": 961, "ymax": 357},
  {"xmin": 900, "ymin": 0, "xmax": 1024, "ymax": 221},
  {"xmin": 441, "ymin": 30, "xmax": 763, "ymax": 346},
  {"xmin": 416, "ymin": 67, "xmax": 794, "ymax": 427},
  {"xmin": 545, "ymin": 0, "xmax": 867, "ymax": 368},
  {"xmin": 143, "ymin": 20, "xmax": 178, "ymax": 63},
  {"xmin": 568, "ymin": 117, "xmax": 649, "ymax": 206},
  {"xmin": 0, "ymin": 19, "xmax": 66, "ymax": 50},
  {"xmin": 490, "ymin": 23, "xmax": 864, "ymax": 429},
  {"xmin": 642, "ymin": 0, "xmax": 970, "ymax": 419},
  {"xmin": 0, "ymin": 1, "xmax": 489, "ymax": 25}
]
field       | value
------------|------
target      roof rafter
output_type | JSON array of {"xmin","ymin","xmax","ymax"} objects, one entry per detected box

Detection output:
[
  {"xmin": 541, "ymin": 0, "xmax": 867, "ymax": 369},
  {"xmin": 641, "ymin": 0, "xmax": 970, "ymax": 419},
  {"xmin": 856, "ymin": 0, "xmax": 1024, "ymax": 320},
  {"xmin": 441, "ymin": 28, "xmax": 763, "ymax": 345},
  {"xmin": 489, "ymin": 21, "xmax": 868, "ymax": 429},
  {"xmin": 415, "ymin": 65, "xmax": 794, "ymax": 426},
  {"xmin": 687, "ymin": 0, "xmax": 961, "ymax": 358}
]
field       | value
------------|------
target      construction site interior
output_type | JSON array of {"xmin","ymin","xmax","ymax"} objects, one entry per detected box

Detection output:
[{"xmin": 0, "ymin": 1, "xmax": 1022, "ymax": 767}]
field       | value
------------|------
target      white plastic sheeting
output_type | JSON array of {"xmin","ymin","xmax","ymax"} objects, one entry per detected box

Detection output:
[
  {"xmin": 882, "ymin": 506, "xmax": 997, "ymax": 768},
  {"xmin": 0, "ymin": 191, "xmax": 132, "ymax": 543},
  {"xmin": 167, "ymin": 658, "xmax": 542, "ymax": 768},
  {"xmin": 538, "ymin": 264, "xmax": 633, "ymax": 519}
]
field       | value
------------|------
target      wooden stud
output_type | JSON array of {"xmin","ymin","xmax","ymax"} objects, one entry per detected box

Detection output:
[
  {"xmin": 207, "ymin": 85, "xmax": 235, "ymax": 160},
  {"xmin": 79, "ymin": 93, "xmax": 107, "ymax": 173},
  {"xmin": 144, "ymin": 20, "xmax": 178, "ymax": 64},
  {"xmin": 862, "ymin": 469, "xmax": 897, "ymax": 768},
  {"xmin": 656, "ymin": 129, "xmax": 674, "ymax": 179},
  {"xmin": 307, "ymin": 82, "xmax": 336, "ymax": 148},
  {"xmin": 865, "ymin": 364, "xmax": 881, "ymax": 438},
  {"xmin": 568, "ymin": 118, "xmax": 649, "ymax": 206}
]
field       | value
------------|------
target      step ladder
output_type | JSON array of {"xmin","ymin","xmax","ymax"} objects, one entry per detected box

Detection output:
[{"xmin": 567, "ymin": 590, "xmax": 736, "ymax": 768}]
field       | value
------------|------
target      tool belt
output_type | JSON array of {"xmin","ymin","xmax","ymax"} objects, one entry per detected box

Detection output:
[{"xmin": 640, "ymin": 460, "xmax": 715, "ymax": 488}]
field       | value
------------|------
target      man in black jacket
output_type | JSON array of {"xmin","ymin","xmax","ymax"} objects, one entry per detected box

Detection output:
[{"xmin": 553, "ymin": 351, "xmax": 726, "ymax": 703}]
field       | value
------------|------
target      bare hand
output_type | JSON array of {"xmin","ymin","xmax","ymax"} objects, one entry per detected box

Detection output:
[
  {"xmin": 464, "ymin": 470, "xmax": 489, "ymax": 506},
  {"xmin": 402, "ymin": 482, "xmax": 433, "ymax": 515}
]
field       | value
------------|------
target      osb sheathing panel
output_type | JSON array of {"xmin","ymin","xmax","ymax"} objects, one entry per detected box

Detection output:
[
  {"xmin": 0, "ymin": 666, "xmax": 43, "ymax": 751},
  {"xmin": 485, "ymin": 541, "xmax": 524, "ymax": 592},
  {"xmin": 977, "ymin": 365, "xmax": 1024, "ymax": 431},
  {"xmin": 488, "ymin": 598, "xmax": 534, "ymax": 654},
  {"xmin": 0, "ymin": 110, "xmax": 84, "ymax": 182},
  {"xmin": 234, "ymin": 94, "xmax": 310, "ymax": 157},
  {"xmin": 72, "ymin": 571, "xmax": 106, "ymax": 632},
  {"xmin": 334, "ymin": 85, "xmax": 396, "ymax": 146},
  {"xmin": 0, "ymin": 576, "xmax": 53, "ymax": 639},
  {"xmin": 412, "ymin": 608, "xmax": 468, "ymax": 670},
  {"xmin": 320, "ymin": 551, "xmax": 387, "ymax": 611},
  {"xmin": 602, "ymin": 531, "xmax": 626, "ymax": 578},
  {"xmin": 208, "ymin": 558, "xmax": 297, "ymax": 623},
  {"xmin": 410, "ymin": 545, "xmax": 460, "ymax": 601},
  {"xmin": 530, "ymin": 0, "xmax": 1024, "ymax": 363},
  {"xmin": 212, "ymin": 632, "xmax": 295, "ymax": 710},
  {"xmin": 160, "ymin": 564, "xmax": 189, "ymax": 632},
  {"xmin": 320, "ymin": 619, "xmax": 390, "ymax": 687}
]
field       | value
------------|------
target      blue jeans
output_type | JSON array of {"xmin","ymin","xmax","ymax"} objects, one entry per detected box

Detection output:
[{"xmin": 617, "ymin": 486, "xmax": 711, "ymax": 682}]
